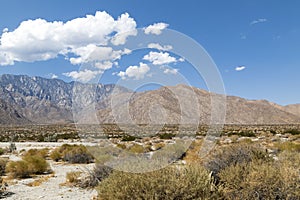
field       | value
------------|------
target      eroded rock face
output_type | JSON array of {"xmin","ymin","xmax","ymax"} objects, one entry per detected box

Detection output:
[{"xmin": 0, "ymin": 74, "xmax": 300, "ymax": 125}]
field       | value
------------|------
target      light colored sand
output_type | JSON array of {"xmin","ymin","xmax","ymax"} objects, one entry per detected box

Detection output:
[
  {"xmin": 0, "ymin": 142, "xmax": 98, "ymax": 200},
  {"xmin": 4, "ymin": 161, "xmax": 97, "ymax": 200}
]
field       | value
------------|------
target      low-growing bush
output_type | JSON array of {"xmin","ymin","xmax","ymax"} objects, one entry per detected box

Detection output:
[
  {"xmin": 128, "ymin": 144, "xmax": 146, "ymax": 154},
  {"xmin": 121, "ymin": 134, "xmax": 136, "ymax": 142},
  {"xmin": 66, "ymin": 171, "xmax": 82, "ymax": 185},
  {"xmin": 23, "ymin": 148, "xmax": 49, "ymax": 159},
  {"xmin": 6, "ymin": 154, "xmax": 50, "ymax": 178},
  {"xmin": 0, "ymin": 148, "xmax": 5, "ymax": 156},
  {"xmin": 0, "ymin": 158, "xmax": 8, "ymax": 176},
  {"xmin": 80, "ymin": 164, "xmax": 113, "ymax": 188},
  {"xmin": 23, "ymin": 154, "xmax": 50, "ymax": 174},
  {"xmin": 6, "ymin": 160, "xmax": 30, "ymax": 178},
  {"xmin": 158, "ymin": 133, "xmax": 175, "ymax": 139},
  {"xmin": 205, "ymin": 143, "xmax": 269, "ymax": 180},
  {"xmin": 284, "ymin": 129, "xmax": 300, "ymax": 135},
  {"xmin": 219, "ymin": 158, "xmax": 300, "ymax": 199},
  {"xmin": 97, "ymin": 165, "xmax": 219, "ymax": 200},
  {"xmin": 50, "ymin": 144, "xmax": 94, "ymax": 164},
  {"xmin": 62, "ymin": 145, "xmax": 94, "ymax": 164},
  {"xmin": 50, "ymin": 149, "xmax": 61, "ymax": 162},
  {"xmin": 228, "ymin": 131, "xmax": 256, "ymax": 137},
  {"xmin": 274, "ymin": 141, "xmax": 300, "ymax": 152}
]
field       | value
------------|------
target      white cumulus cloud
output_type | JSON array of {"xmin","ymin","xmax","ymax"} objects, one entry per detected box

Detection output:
[
  {"xmin": 235, "ymin": 66, "xmax": 246, "ymax": 71},
  {"xmin": 163, "ymin": 68, "xmax": 178, "ymax": 75},
  {"xmin": 63, "ymin": 69, "xmax": 102, "ymax": 82},
  {"xmin": 0, "ymin": 11, "xmax": 137, "ymax": 66},
  {"xmin": 143, "ymin": 51, "xmax": 177, "ymax": 65},
  {"xmin": 144, "ymin": 23, "xmax": 168, "ymax": 35},
  {"xmin": 117, "ymin": 62, "xmax": 150, "ymax": 80},
  {"xmin": 147, "ymin": 43, "xmax": 172, "ymax": 51}
]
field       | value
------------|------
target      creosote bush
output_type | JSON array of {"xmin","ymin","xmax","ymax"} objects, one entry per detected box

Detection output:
[
  {"xmin": 204, "ymin": 143, "xmax": 269, "ymax": 180},
  {"xmin": 50, "ymin": 144, "xmax": 94, "ymax": 164},
  {"xmin": 80, "ymin": 164, "xmax": 113, "ymax": 188},
  {"xmin": 97, "ymin": 165, "xmax": 219, "ymax": 200},
  {"xmin": 6, "ymin": 149, "xmax": 51, "ymax": 178},
  {"xmin": 218, "ymin": 153, "xmax": 300, "ymax": 200},
  {"xmin": 0, "ymin": 158, "xmax": 8, "ymax": 176},
  {"xmin": 6, "ymin": 160, "xmax": 30, "ymax": 178}
]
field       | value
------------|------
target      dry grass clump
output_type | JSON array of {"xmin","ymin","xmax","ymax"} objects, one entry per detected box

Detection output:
[
  {"xmin": 274, "ymin": 141, "xmax": 300, "ymax": 152},
  {"xmin": 97, "ymin": 165, "xmax": 219, "ymax": 200},
  {"xmin": 218, "ymin": 151, "xmax": 300, "ymax": 199},
  {"xmin": 26, "ymin": 174, "xmax": 55, "ymax": 187},
  {"xmin": 0, "ymin": 158, "xmax": 8, "ymax": 176},
  {"xmin": 65, "ymin": 171, "xmax": 82, "ymax": 185},
  {"xmin": 50, "ymin": 144, "xmax": 94, "ymax": 164},
  {"xmin": 23, "ymin": 148, "xmax": 49, "ymax": 159},
  {"xmin": 204, "ymin": 143, "xmax": 270, "ymax": 180},
  {"xmin": 6, "ymin": 149, "xmax": 51, "ymax": 178},
  {"xmin": 80, "ymin": 164, "xmax": 113, "ymax": 188}
]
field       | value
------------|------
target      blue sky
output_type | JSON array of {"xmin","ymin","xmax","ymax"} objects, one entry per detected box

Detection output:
[{"xmin": 0, "ymin": 0, "xmax": 299, "ymax": 105}]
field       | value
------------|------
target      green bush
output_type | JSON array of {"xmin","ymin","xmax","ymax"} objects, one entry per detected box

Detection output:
[
  {"xmin": 80, "ymin": 164, "xmax": 113, "ymax": 188},
  {"xmin": 0, "ymin": 148, "xmax": 5, "ymax": 156},
  {"xmin": 50, "ymin": 144, "xmax": 94, "ymax": 164},
  {"xmin": 284, "ymin": 129, "xmax": 300, "ymax": 135},
  {"xmin": 61, "ymin": 145, "xmax": 94, "ymax": 164},
  {"xmin": 158, "ymin": 133, "xmax": 175, "ymax": 139},
  {"xmin": 97, "ymin": 165, "xmax": 219, "ymax": 200},
  {"xmin": 23, "ymin": 154, "xmax": 50, "ymax": 174},
  {"xmin": 6, "ymin": 160, "xmax": 30, "ymax": 178},
  {"xmin": 50, "ymin": 149, "xmax": 62, "ymax": 162},
  {"xmin": 228, "ymin": 131, "xmax": 256, "ymax": 137},
  {"xmin": 128, "ymin": 144, "xmax": 146, "ymax": 154},
  {"xmin": 274, "ymin": 141, "xmax": 300, "ymax": 152},
  {"xmin": 205, "ymin": 143, "xmax": 269, "ymax": 180},
  {"xmin": 23, "ymin": 148, "xmax": 49, "ymax": 158},
  {"xmin": 121, "ymin": 135, "xmax": 136, "ymax": 142},
  {"xmin": 218, "ymin": 158, "xmax": 300, "ymax": 199},
  {"xmin": 0, "ymin": 158, "xmax": 8, "ymax": 176}
]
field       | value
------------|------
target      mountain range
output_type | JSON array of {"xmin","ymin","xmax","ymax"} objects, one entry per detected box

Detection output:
[{"xmin": 0, "ymin": 74, "xmax": 299, "ymax": 125}]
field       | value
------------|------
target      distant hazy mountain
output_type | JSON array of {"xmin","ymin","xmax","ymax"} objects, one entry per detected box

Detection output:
[
  {"xmin": 0, "ymin": 74, "xmax": 120, "ymax": 124},
  {"xmin": 283, "ymin": 104, "xmax": 300, "ymax": 118},
  {"xmin": 97, "ymin": 85, "xmax": 300, "ymax": 124},
  {"xmin": 0, "ymin": 74, "xmax": 299, "ymax": 125}
]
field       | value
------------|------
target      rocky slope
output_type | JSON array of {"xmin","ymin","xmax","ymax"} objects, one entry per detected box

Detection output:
[{"xmin": 0, "ymin": 74, "xmax": 299, "ymax": 125}]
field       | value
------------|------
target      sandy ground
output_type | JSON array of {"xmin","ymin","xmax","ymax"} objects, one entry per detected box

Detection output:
[{"xmin": 0, "ymin": 142, "xmax": 98, "ymax": 200}]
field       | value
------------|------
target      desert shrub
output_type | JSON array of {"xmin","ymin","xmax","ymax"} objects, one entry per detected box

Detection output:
[
  {"xmin": 6, "ymin": 160, "xmax": 30, "ymax": 178},
  {"xmin": 66, "ymin": 171, "xmax": 82, "ymax": 185},
  {"xmin": 80, "ymin": 164, "xmax": 113, "ymax": 188},
  {"xmin": 0, "ymin": 148, "xmax": 5, "ymax": 156},
  {"xmin": 205, "ymin": 143, "xmax": 269, "ymax": 180},
  {"xmin": 23, "ymin": 155, "xmax": 50, "ymax": 174},
  {"xmin": 219, "ymin": 158, "xmax": 300, "ymax": 200},
  {"xmin": 61, "ymin": 145, "xmax": 94, "ymax": 164},
  {"xmin": 50, "ymin": 149, "xmax": 61, "ymax": 162},
  {"xmin": 116, "ymin": 143, "xmax": 126, "ymax": 149},
  {"xmin": 274, "ymin": 141, "xmax": 300, "ymax": 152},
  {"xmin": 284, "ymin": 129, "xmax": 300, "ymax": 135},
  {"xmin": 158, "ymin": 133, "xmax": 175, "ymax": 139},
  {"xmin": 128, "ymin": 144, "xmax": 146, "ymax": 154},
  {"xmin": 228, "ymin": 131, "xmax": 256, "ymax": 137},
  {"xmin": 97, "ymin": 165, "xmax": 220, "ymax": 200},
  {"xmin": 152, "ymin": 140, "xmax": 187, "ymax": 162},
  {"xmin": 50, "ymin": 144, "xmax": 94, "ymax": 164},
  {"xmin": 88, "ymin": 146, "xmax": 122, "ymax": 164},
  {"xmin": 23, "ymin": 148, "xmax": 49, "ymax": 158},
  {"xmin": 121, "ymin": 134, "xmax": 136, "ymax": 142},
  {"xmin": 0, "ymin": 158, "xmax": 8, "ymax": 176}
]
